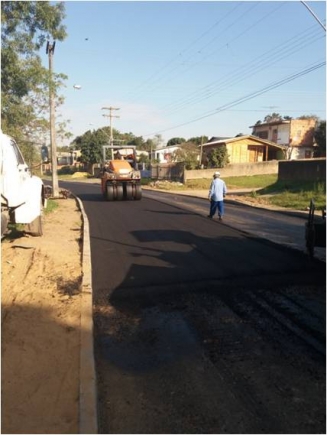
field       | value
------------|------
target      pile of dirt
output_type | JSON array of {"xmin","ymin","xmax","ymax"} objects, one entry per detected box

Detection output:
[{"xmin": 1, "ymin": 197, "xmax": 82, "ymax": 434}]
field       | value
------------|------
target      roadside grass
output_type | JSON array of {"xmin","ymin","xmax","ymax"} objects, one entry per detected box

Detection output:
[
  {"xmin": 186, "ymin": 174, "xmax": 278, "ymax": 190},
  {"xmin": 259, "ymin": 180, "xmax": 326, "ymax": 210},
  {"xmin": 142, "ymin": 174, "xmax": 278, "ymax": 190},
  {"xmin": 5, "ymin": 223, "xmax": 25, "ymax": 239},
  {"xmin": 44, "ymin": 199, "xmax": 59, "ymax": 214},
  {"xmin": 143, "ymin": 174, "xmax": 326, "ymax": 211}
]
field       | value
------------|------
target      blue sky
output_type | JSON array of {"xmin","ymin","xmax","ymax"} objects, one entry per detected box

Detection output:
[{"xmin": 42, "ymin": 1, "xmax": 326, "ymax": 145}]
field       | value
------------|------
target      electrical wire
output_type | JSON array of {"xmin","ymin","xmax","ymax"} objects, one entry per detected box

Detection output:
[
  {"xmin": 143, "ymin": 60, "xmax": 325, "ymax": 137},
  {"xmin": 160, "ymin": 25, "xmax": 325, "ymax": 115},
  {"xmin": 124, "ymin": 2, "xmax": 267, "ymax": 103}
]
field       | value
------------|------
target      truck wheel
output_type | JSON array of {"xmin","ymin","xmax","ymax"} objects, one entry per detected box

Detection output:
[
  {"xmin": 106, "ymin": 185, "xmax": 114, "ymax": 201},
  {"xmin": 134, "ymin": 184, "xmax": 142, "ymax": 200},
  {"xmin": 116, "ymin": 185, "xmax": 124, "ymax": 201},
  {"xmin": 26, "ymin": 215, "xmax": 43, "ymax": 236},
  {"xmin": 125, "ymin": 184, "xmax": 133, "ymax": 200}
]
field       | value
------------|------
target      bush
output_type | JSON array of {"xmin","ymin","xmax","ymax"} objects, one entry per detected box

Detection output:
[
  {"xmin": 207, "ymin": 146, "xmax": 229, "ymax": 168},
  {"xmin": 57, "ymin": 166, "xmax": 75, "ymax": 175}
]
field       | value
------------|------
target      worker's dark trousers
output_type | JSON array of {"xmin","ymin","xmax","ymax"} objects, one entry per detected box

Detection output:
[{"xmin": 209, "ymin": 200, "xmax": 224, "ymax": 217}]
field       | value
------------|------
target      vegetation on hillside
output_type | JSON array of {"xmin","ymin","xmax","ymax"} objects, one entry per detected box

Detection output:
[{"xmin": 1, "ymin": 1, "xmax": 68, "ymax": 164}]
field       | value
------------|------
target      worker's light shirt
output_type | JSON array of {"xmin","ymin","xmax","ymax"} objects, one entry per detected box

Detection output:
[{"xmin": 209, "ymin": 178, "xmax": 227, "ymax": 201}]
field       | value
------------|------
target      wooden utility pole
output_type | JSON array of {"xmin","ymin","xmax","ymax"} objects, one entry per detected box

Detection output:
[
  {"xmin": 199, "ymin": 136, "xmax": 204, "ymax": 167},
  {"xmin": 102, "ymin": 106, "xmax": 120, "ymax": 159},
  {"xmin": 47, "ymin": 41, "xmax": 59, "ymax": 197}
]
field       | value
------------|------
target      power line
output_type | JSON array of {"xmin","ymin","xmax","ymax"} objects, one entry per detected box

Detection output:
[
  {"xmin": 124, "ymin": 2, "xmax": 264, "ymax": 103},
  {"xmin": 160, "ymin": 24, "xmax": 324, "ymax": 115},
  {"xmin": 144, "ymin": 60, "xmax": 325, "ymax": 137},
  {"xmin": 127, "ymin": 2, "xmax": 287, "ymax": 104},
  {"xmin": 123, "ymin": 2, "xmax": 244, "ymax": 102}
]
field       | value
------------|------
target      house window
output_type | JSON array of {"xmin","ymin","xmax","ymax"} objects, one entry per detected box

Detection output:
[
  {"xmin": 305, "ymin": 150, "xmax": 312, "ymax": 158},
  {"xmin": 257, "ymin": 131, "xmax": 268, "ymax": 139},
  {"xmin": 272, "ymin": 129, "xmax": 278, "ymax": 142}
]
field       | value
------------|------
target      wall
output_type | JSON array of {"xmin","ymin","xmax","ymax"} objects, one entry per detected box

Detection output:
[
  {"xmin": 276, "ymin": 124, "xmax": 290, "ymax": 145},
  {"xmin": 184, "ymin": 160, "xmax": 279, "ymax": 181},
  {"xmin": 289, "ymin": 119, "xmax": 316, "ymax": 146},
  {"xmin": 278, "ymin": 158, "xmax": 326, "ymax": 182},
  {"xmin": 150, "ymin": 159, "xmax": 325, "ymax": 183},
  {"xmin": 226, "ymin": 141, "xmax": 249, "ymax": 164}
]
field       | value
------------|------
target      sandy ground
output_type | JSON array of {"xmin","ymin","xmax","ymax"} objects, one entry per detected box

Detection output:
[{"xmin": 1, "ymin": 197, "xmax": 82, "ymax": 434}]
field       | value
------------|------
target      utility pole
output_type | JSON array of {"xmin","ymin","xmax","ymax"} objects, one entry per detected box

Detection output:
[
  {"xmin": 46, "ymin": 41, "xmax": 59, "ymax": 197},
  {"xmin": 199, "ymin": 136, "xmax": 204, "ymax": 168},
  {"xmin": 102, "ymin": 106, "xmax": 120, "ymax": 159}
]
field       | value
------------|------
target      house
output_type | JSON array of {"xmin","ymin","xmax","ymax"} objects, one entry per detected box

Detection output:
[
  {"xmin": 153, "ymin": 144, "xmax": 182, "ymax": 163},
  {"xmin": 250, "ymin": 118, "xmax": 317, "ymax": 159},
  {"xmin": 201, "ymin": 135, "xmax": 285, "ymax": 165},
  {"xmin": 56, "ymin": 149, "xmax": 81, "ymax": 166}
]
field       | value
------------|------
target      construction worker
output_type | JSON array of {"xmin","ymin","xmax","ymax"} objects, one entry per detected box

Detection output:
[{"xmin": 207, "ymin": 171, "xmax": 227, "ymax": 221}]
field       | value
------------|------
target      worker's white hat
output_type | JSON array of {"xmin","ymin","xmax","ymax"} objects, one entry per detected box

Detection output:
[{"xmin": 214, "ymin": 171, "xmax": 220, "ymax": 177}]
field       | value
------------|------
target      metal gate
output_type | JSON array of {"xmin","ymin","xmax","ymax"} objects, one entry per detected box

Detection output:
[{"xmin": 151, "ymin": 163, "xmax": 185, "ymax": 182}]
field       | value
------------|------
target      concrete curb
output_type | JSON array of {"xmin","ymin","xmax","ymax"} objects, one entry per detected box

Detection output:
[{"xmin": 76, "ymin": 197, "xmax": 98, "ymax": 434}]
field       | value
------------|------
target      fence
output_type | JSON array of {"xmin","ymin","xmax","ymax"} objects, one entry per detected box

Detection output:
[
  {"xmin": 278, "ymin": 158, "xmax": 326, "ymax": 182},
  {"xmin": 148, "ymin": 158, "xmax": 326, "ymax": 183},
  {"xmin": 151, "ymin": 162, "xmax": 185, "ymax": 182}
]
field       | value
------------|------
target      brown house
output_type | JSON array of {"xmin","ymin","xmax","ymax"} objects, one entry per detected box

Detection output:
[
  {"xmin": 250, "ymin": 118, "xmax": 317, "ymax": 159},
  {"xmin": 201, "ymin": 135, "xmax": 285, "ymax": 165}
]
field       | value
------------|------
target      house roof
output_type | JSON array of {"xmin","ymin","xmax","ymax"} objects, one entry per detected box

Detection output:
[
  {"xmin": 202, "ymin": 135, "xmax": 286, "ymax": 150},
  {"xmin": 249, "ymin": 120, "xmax": 290, "ymax": 128},
  {"xmin": 206, "ymin": 136, "xmax": 232, "ymax": 143},
  {"xmin": 156, "ymin": 144, "xmax": 182, "ymax": 152}
]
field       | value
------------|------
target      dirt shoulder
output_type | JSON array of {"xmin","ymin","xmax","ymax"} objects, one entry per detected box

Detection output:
[{"xmin": 1, "ymin": 197, "xmax": 82, "ymax": 434}]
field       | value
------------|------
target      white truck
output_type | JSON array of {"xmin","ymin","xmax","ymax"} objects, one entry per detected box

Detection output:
[{"xmin": 1, "ymin": 131, "xmax": 45, "ymax": 237}]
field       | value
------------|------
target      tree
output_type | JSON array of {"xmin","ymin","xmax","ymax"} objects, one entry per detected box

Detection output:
[
  {"xmin": 171, "ymin": 142, "xmax": 199, "ymax": 169},
  {"xmin": 154, "ymin": 134, "xmax": 164, "ymax": 148},
  {"xmin": 314, "ymin": 120, "xmax": 326, "ymax": 157},
  {"xmin": 187, "ymin": 136, "xmax": 208, "ymax": 145},
  {"xmin": 1, "ymin": 1, "xmax": 67, "ymax": 160},
  {"xmin": 141, "ymin": 138, "xmax": 155, "ymax": 153},
  {"xmin": 167, "ymin": 137, "xmax": 186, "ymax": 146},
  {"xmin": 298, "ymin": 114, "xmax": 319, "ymax": 121},
  {"xmin": 127, "ymin": 136, "xmax": 145, "ymax": 148},
  {"xmin": 263, "ymin": 113, "xmax": 283, "ymax": 123},
  {"xmin": 207, "ymin": 146, "xmax": 229, "ymax": 168},
  {"xmin": 78, "ymin": 130, "xmax": 104, "ymax": 173}
]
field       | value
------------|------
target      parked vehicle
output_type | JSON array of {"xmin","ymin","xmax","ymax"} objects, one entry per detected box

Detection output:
[
  {"xmin": 0, "ymin": 131, "xmax": 45, "ymax": 237},
  {"xmin": 100, "ymin": 146, "xmax": 142, "ymax": 201}
]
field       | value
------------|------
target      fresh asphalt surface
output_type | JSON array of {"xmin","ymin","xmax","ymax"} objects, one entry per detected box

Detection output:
[{"xmin": 62, "ymin": 181, "xmax": 325, "ymax": 434}]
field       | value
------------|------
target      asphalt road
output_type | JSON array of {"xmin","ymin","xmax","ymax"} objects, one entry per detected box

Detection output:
[{"xmin": 63, "ymin": 181, "xmax": 326, "ymax": 434}]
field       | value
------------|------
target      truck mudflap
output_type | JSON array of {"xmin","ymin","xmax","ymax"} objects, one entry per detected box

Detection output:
[{"xmin": 14, "ymin": 175, "xmax": 44, "ymax": 223}]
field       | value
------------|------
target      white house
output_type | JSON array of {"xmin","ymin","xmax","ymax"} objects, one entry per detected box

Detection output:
[{"xmin": 152, "ymin": 145, "xmax": 181, "ymax": 163}]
